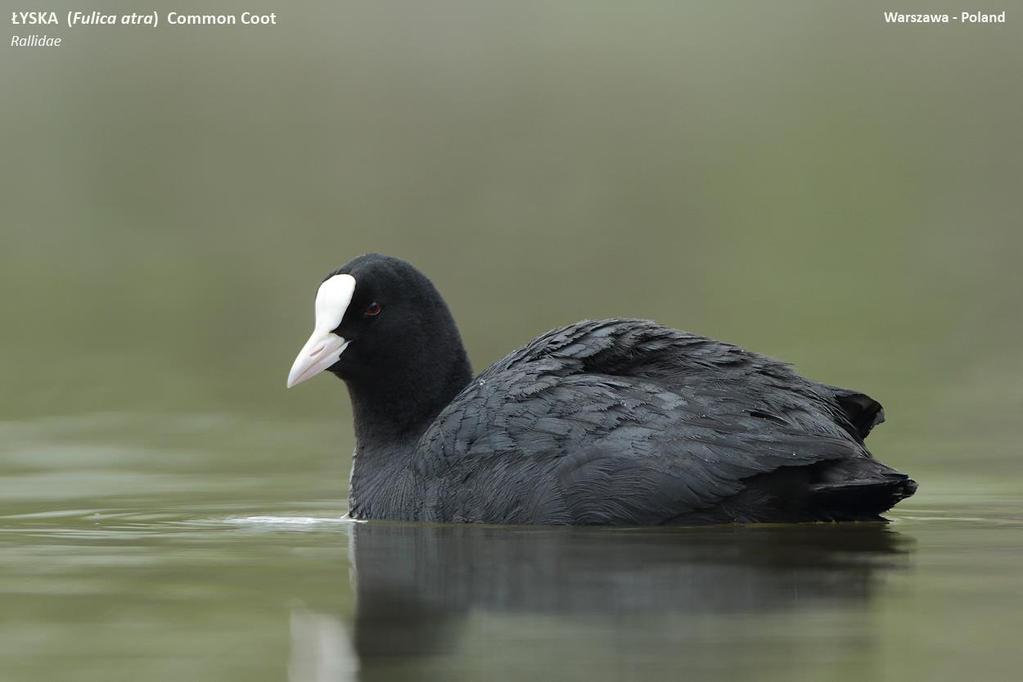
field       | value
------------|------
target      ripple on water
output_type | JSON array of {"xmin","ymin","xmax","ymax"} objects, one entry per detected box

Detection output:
[{"xmin": 222, "ymin": 514, "xmax": 362, "ymax": 527}]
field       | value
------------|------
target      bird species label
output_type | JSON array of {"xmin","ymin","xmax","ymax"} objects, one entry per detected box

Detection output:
[{"xmin": 9, "ymin": 10, "xmax": 280, "ymax": 47}]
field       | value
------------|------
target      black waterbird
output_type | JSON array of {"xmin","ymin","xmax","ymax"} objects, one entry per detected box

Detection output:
[{"xmin": 287, "ymin": 254, "xmax": 916, "ymax": 524}]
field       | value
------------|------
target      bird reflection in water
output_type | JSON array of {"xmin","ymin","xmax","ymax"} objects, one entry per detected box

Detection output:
[{"xmin": 291, "ymin": 522, "xmax": 912, "ymax": 682}]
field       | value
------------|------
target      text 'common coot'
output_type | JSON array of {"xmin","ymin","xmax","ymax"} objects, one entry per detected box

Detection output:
[{"xmin": 287, "ymin": 254, "xmax": 916, "ymax": 525}]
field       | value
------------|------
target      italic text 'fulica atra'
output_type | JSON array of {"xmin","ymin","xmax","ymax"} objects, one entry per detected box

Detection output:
[{"xmin": 287, "ymin": 254, "xmax": 916, "ymax": 524}]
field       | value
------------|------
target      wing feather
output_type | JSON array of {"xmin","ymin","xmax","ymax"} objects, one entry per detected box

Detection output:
[{"xmin": 416, "ymin": 320, "xmax": 883, "ymax": 524}]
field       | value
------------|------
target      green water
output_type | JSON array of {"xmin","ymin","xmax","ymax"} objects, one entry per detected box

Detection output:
[
  {"xmin": 2, "ymin": 1, "xmax": 1022, "ymax": 680},
  {"xmin": 1, "ymin": 422, "xmax": 1020, "ymax": 681}
]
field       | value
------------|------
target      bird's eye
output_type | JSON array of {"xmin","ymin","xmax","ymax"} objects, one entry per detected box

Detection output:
[{"xmin": 364, "ymin": 302, "xmax": 382, "ymax": 318}]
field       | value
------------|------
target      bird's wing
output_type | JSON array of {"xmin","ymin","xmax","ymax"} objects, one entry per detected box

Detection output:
[{"xmin": 415, "ymin": 319, "xmax": 878, "ymax": 524}]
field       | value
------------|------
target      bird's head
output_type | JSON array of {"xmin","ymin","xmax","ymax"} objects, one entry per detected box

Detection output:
[{"xmin": 286, "ymin": 253, "xmax": 467, "ymax": 390}]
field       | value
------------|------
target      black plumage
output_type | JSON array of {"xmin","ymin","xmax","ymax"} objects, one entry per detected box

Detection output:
[{"xmin": 294, "ymin": 254, "xmax": 916, "ymax": 525}]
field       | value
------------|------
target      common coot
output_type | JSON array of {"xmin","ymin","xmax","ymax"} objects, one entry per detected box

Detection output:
[{"xmin": 287, "ymin": 254, "xmax": 916, "ymax": 524}]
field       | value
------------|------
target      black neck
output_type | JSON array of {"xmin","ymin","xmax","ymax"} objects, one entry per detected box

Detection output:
[
  {"xmin": 340, "ymin": 331, "xmax": 472, "ymax": 520},
  {"xmin": 344, "ymin": 341, "xmax": 473, "ymax": 446}
]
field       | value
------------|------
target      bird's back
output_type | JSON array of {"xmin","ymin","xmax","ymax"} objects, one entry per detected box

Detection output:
[{"xmin": 413, "ymin": 319, "xmax": 915, "ymax": 524}]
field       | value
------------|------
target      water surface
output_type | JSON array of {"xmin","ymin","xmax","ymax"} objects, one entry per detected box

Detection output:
[{"xmin": 1, "ymin": 415, "xmax": 1020, "ymax": 682}]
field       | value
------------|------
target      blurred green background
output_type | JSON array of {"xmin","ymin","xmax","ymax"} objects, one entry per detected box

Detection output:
[
  {"xmin": 4, "ymin": 1, "xmax": 1021, "ymax": 476},
  {"xmin": 1, "ymin": 2, "xmax": 1021, "ymax": 681}
]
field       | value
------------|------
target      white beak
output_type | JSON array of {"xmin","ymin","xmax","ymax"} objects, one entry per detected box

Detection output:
[
  {"xmin": 287, "ymin": 332, "xmax": 350, "ymax": 388},
  {"xmin": 286, "ymin": 274, "xmax": 357, "ymax": 388}
]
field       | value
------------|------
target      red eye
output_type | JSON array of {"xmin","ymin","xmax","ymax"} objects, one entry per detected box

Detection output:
[{"xmin": 364, "ymin": 302, "xmax": 382, "ymax": 317}]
